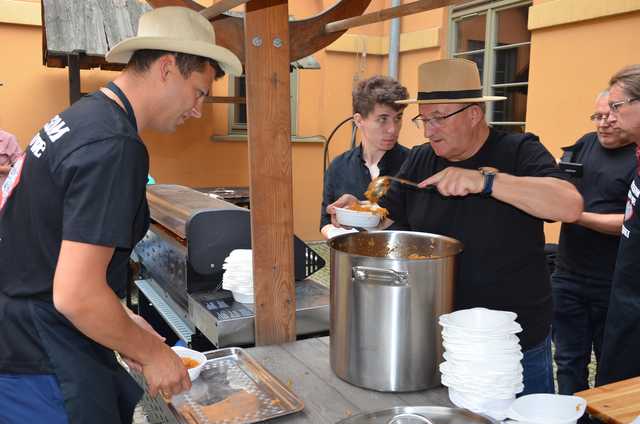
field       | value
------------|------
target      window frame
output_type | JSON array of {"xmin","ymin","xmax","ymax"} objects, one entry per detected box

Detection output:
[
  {"xmin": 448, "ymin": 0, "xmax": 532, "ymax": 131},
  {"xmin": 227, "ymin": 69, "xmax": 299, "ymax": 136}
]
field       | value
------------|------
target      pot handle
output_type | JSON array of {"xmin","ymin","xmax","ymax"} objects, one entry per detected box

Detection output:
[
  {"xmin": 387, "ymin": 413, "xmax": 434, "ymax": 424},
  {"xmin": 352, "ymin": 266, "xmax": 408, "ymax": 286}
]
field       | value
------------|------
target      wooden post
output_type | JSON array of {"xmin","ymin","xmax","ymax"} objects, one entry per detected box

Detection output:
[
  {"xmin": 67, "ymin": 52, "xmax": 81, "ymax": 105},
  {"xmin": 244, "ymin": 0, "xmax": 296, "ymax": 345}
]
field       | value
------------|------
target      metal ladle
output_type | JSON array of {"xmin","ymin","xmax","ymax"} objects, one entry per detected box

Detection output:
[{"xmin": 366, "ymin": 175, "xmax": 432, "ymax": 202}]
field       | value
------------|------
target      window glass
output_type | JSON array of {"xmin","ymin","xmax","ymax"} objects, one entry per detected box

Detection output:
[{"xmin": 455, "ymin": 14, "xmax": 486, "ymax": 52}]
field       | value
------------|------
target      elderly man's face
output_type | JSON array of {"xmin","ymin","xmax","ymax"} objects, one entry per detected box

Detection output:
[
  {"xmin": 607, "ymin": 83, "xmax": 640, "ymax": 145},
  {"xmin": 417, "ymin": 103, "xmax": 476, "ymax": 161},
  {"xmin": 594, "ymin": 93, "xmax": 629, "ymax": 149}
]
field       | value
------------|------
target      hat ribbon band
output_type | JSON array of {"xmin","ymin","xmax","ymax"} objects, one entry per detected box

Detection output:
[{"xmin": 417, "ymin": 89, "xmax": 482, "ymax": 100}]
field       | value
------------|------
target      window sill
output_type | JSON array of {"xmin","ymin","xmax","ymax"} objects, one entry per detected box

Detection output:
[{"xmin": 211, "ymin": 134, "xmax": 327, "ymax": 144}]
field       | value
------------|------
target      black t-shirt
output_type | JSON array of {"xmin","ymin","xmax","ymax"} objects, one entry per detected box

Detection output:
[
  {"xmin": 381, "ymin": 129, "xmax": 566, "ymax": 350},
  {"xmin": 598, "ymin": 155, "xmax": 640, "ymax": 385},
  {"xmin": 556, "ymin": 132, "xmax": 636, "ymax": 280},
  {"xmin": 0, "ymin": 91, "xmax": 149, "ymax": 372},
  {"xmin": 320, "ymin": 142, "xmax": 409, "ymax": 228}
]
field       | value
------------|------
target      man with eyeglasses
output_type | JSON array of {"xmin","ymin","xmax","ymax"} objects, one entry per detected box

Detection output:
[
  {"xmin": 321, "ymin": 75, "xmax": 409, "ymax": 239},
  {"xmin": 327, "ymin": 59, "xmax": 583, "ymax": 396},
  {"xmin": 597, "ymin": 64, "xmax": 640, "ymax": 387},
  {"xmin": 552, "ymin": 91, "xmax": 635, "ymax": 398}
]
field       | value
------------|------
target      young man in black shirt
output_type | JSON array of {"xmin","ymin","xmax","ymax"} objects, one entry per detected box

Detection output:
[
  {"xmin": 598, "ymin": 64, "xmax": 640, "ymax": 387},
  {"xmin": 0, "ymin": 7, "xmax": 241, "ymax": 424},
  {"xmin": 552, "ymin": 91, "xmax": 635, "ymax": 396},
  {"xmin": 328, "ymin": 59, "xmax": 583, "ymax": 396},
  {"xmin": 321, "ymin": 75, "xmax": 409, "ymax": 239}
]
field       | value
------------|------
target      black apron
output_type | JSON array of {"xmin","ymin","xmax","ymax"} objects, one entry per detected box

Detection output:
[
  {"xmin": 597, "ymin": 155, "xmax": 640, "ymax": 386},
  {"xmin": 10, "ymin": 81, "xmax": 145, "ymax": 423}
]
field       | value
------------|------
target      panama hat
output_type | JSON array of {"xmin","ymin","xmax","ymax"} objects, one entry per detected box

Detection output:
[
  {"xmin": 397, "ymin": 58, "xmax": 506, "ymax": 104},
  {"xmin": 106, "ymin": 6, "xmax": 242, "ymax": 77}
]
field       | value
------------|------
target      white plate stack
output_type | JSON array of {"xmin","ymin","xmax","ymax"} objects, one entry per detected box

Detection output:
[
  {"xmin": 438, "ymin": 307, "xmax": 524, "ymax": 421},
  {"xmin": 222, "ymin": 249, "xmax": 254, "ymax": 303}
]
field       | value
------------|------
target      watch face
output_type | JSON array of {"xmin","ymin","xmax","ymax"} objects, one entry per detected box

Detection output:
[{"xmin": 479, "ymin": 166, "xmax": 499, "ymax": 175}]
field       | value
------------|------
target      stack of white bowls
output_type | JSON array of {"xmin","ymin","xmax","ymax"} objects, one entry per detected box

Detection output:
[
  {"xmin": 222, "ymin": 249, "xmax": 254, "ymax": 303},
  {"xmin": 438, "ymin": 307, "xmax": 524, "ymax": 421}
]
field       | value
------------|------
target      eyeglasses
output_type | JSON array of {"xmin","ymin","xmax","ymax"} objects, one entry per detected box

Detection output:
[
  {"xmin": 609, "ymin": 97, "xmax": 640, "ymax": 114},
  {"xmin": 412, "ymin": 104, "xmax": 474, "ymax": 129},
  {"xmin": 589, "ymin": 113, "xmax": 609, "ymax": 123}
]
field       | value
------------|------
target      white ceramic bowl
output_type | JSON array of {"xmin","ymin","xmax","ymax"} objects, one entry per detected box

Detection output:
[
  {"xmin": 171, "ymin": 346, "xmax": 207, "ymax": 381},
  {"xmin": 440, "ymin": 360, "xmax": 523, "ymax": 376},
  {"xmin": 439, "ymin": 308, "xmax": 518, "ymax": 332},
  {"xmin": 232, "ymin": 289, "xmax": 255, "ymax": 304},
  {"xmin": 507, "ymin": 394, "xmax": 587, "ymax": 424},
  {"xmin": 335, "ymin": 206, "xmax": 381, "ymax": 228},
  {"xmin": 448, "ymin": 387, "xmax": 515, "ymax": 421}
]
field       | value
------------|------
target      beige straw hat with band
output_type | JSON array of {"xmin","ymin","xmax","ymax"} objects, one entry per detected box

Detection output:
[
  {"xmin": 397, "ymin": 58, "xmax": 506, "ymax": 104},
  {"xmin": 106, "ymin": 6, "xmax": 243, "ymax": 77}
]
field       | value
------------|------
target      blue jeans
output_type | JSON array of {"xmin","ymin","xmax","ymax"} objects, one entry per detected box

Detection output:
[
  {"xmin": 0, "ymin": 374, "xmax": 69, "ymax": 424},
  {"xmin": 520, "ymin": 332, "xmax": 554, "ymax": 396},
  {"xmin": 552, "ymin": 270, "xmax": 610, "ymax": 395}
]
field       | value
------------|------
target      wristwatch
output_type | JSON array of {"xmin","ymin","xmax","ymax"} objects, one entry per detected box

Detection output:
[{"xmin": 479, "ymin": 167, "xmax": 499, "ymax": 196}]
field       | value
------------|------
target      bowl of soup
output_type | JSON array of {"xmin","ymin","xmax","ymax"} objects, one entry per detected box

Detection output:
[
  {"xmin": 171, "ymin": 346, "xmax": 207, "ymax": 381},
  {"xmin": 335, "ymin": 201, "xmax": 386, "ymax": 229}
]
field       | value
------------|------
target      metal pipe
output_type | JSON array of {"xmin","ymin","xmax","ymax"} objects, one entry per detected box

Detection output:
[{"xmin": 388, "ymin": 0, "xmax": 401, "ymax": 78}]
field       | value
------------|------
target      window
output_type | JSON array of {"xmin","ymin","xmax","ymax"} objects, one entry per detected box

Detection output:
[
  {"xmin": 449, "ymin": 0, "xmax": 532, "ymax": 132},
  {"xmin": 228, "ymin": 70, "xmax": 298, "ymax": 136}
]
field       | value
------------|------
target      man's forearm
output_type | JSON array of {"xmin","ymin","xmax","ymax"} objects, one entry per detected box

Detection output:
[
  {"xmin": 492, "ymin": 174, "xmax": 583, "ymax": 222},
  {"xmin": 53, "ymin": 241, "xmax": 163, "ymax": 366},
  {"xmin": 576, "ymin": 212, "xmax": 624, "ymax": 236}
]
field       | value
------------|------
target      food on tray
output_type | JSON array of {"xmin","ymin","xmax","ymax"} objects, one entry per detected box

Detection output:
[
  {"xmin": 347, "ymin": 201, "xmax": 389, "ymax": 218},
  {"xmin": 179, "ymin": 390, "xmax": 261, "ymax": 423},
  {"xmin": 181, "ymin": 357, "xmax": 200, "ymax": 369}
]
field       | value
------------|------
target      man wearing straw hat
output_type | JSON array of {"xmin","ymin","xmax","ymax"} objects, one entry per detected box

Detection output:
[
  {"xmin": 328, "ymin": 58, "xmax": 583, "ymax": 395},
  {"xmin": 0, "ymin": 6, "xmax": 241, "ymax": 423}
]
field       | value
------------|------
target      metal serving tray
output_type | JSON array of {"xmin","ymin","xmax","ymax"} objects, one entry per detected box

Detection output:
[
  {"xmin": 335, "ymin": 406, "xmax": 498, "ymax": 424},
  {"xmin": 171, "ymin": 347, "xmax": 304, "ymax": 424}
]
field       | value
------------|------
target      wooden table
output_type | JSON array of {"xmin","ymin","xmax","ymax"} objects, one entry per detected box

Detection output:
[
  {"xmin": 576, "ymin": 376, "xmax": 640, "ymax": 424},
  {"xmin": 247, "ymin": 336, "xmax": 452, "ymax": 423}
]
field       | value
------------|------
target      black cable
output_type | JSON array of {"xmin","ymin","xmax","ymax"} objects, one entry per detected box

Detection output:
[{"xmin": 323, "ymin": 116, "xmax": 354, "ymax": 173}]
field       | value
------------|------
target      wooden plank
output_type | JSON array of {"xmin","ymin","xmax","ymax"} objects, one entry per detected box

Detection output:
[
  {"xmin": 281, "ymin": 337, "xmax": 408, "ymax": 411},
  {"xmin": 200, "ymin": 0, "xmax": 251, "ymax": 19},
  {"xmin": 324, "ymin": 0, "xmax": 466, "ymax": 33},
  {"xmin": 43, "ymin": 0, "xmax": 148, "ymax": 56},
  {"xmin": 249, "ymin": 341, "xmax": 362, "ymax": 423},
  {"xmin": 204, "ymin": 96, "xmax": 246, "ymax": 104},
  {"xmin": 576, "ymin": 376, "xmax": 640, "ymax": 424},
  {"xmin": 243, "ymin": 0, "xmax": 296, "ymax": 345},
  {"xmin": 67, "ymin": 52, "xmax": 82, "ymax": 105}
]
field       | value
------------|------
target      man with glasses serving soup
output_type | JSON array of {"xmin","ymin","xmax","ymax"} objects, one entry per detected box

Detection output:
[
  {"xmin": 327, "ymin": 58, "xmax": 583, "ymax": 395},
  {"xmin": 597, "ymin": 64, "xmax": 640, "ymax": 387},
  {"xmin": 552, "ymin": 91, "xmax": 635, "ymax": 397}
]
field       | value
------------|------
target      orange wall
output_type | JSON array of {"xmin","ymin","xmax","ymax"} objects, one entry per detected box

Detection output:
[
  {"xmin": 527, "ymin": 9, "xmax": 640, "ymax": 241},
  {"xmin": 5, "ymin": 1, "xmax": 639, "ymax": 243}
]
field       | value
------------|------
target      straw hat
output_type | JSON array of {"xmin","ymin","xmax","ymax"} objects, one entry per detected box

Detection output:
[
  {"xmin": 106, "ymin": 6, "xmax": 242, "ymax": 77},
  {"xmin": 397, "ymin": 58, "xmax": 506, "ymax": 104}
]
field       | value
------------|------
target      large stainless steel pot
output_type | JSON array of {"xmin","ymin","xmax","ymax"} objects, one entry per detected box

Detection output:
[{"xmin": 329, "ymin": 231, "xmax": 463, "ymax": 392}]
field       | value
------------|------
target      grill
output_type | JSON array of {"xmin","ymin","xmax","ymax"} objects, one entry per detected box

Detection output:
[{"xmin": 132, "ymin": 184, "xmax": 328, "ymax": 348}]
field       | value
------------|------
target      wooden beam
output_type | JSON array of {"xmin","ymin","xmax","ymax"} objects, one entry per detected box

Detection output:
[
  {"xmin": 67, "ymin": 52, "xmax": 81, "ymax": 105},
  {"xmin": 324, "ymin": 0, "xmax": 466, "ymax": 33},
  {"xmin": 244, "ymin": 0, "xmax": 296, "ymax": 345},
  {"xmin": 200, "ymin": 0, "xmax": 250, "ymax": 19},
  {"xmin": 204, "ymin": 96, "xmax": 246, "ymax": 104}
]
